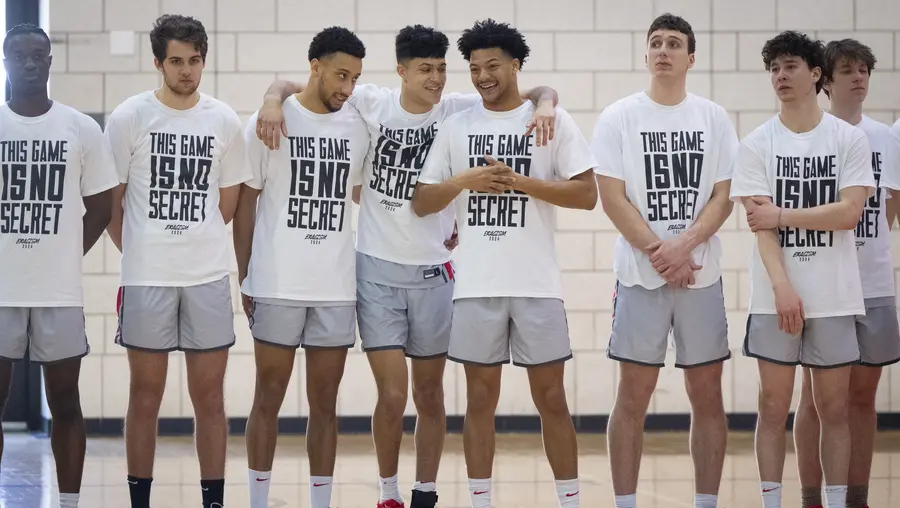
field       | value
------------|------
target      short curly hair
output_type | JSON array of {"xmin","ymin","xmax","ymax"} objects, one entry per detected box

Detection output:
[
  {"xmin": 647, "ymin": 13, "xmax": 695, "ymax": 54},
  {"xmin": 457, "ymin": 19, "xmax": 529, "ymax": 68},
  {"xmin": 308, "ymin": 26, "xmax": 366, "ymax": 62},
  {"xmin": 3, "ymin": 23, "xmax": 51, "ymax": 58},
  {"xmin": 149, "ymin": 14, "xmax": 208, "ymax": 62},
  {"xmin": 762, "ymin": 31, "xmax": 826, "ymax": 93},
  {"xmin": 395, "ymin": 25, "xmax": 448, "ymax": 62}
]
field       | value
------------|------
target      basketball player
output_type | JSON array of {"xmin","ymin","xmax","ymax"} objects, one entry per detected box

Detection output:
[
  {"xmin": 235, "ymin": 27, "xmax": 369, "ymax": 508},
  {"xmin": 0, "ymin": 24, "xmax": 118, "ymax": 508},
  {"xmin": 253, "ymin": 25, "xmax": 559, "ymax": 508},
  {"xmin": 411, "ymin": 19, "xmax": 596, "ymax": 508},
  {"xmin": 591, "ymin": 13, "xmax": 738, "ymax": 508},
  {"xmin": 730, "ymin": 31, "xmax": 875, "ymax": 508},
  {"xmin": 792, "ymin": 39, "xmax": 900, "ymax": 508},
  {"xmin": 105, "ymin": 14, "xmax": 251, "ymax": 508}
]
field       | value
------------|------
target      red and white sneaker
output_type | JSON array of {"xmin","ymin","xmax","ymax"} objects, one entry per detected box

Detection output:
[{"xmin": 377, "ymin": 500, "xmax": 405, "ymax": 508}]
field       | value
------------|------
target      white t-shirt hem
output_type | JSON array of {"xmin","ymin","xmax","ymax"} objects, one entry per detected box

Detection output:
[
  {"xmin": 615, "ymin": 275, "xmax": 720, "ymax": 291},
  {"xmin": 355, "ymin": 246, "xmax": 451, "ymax": 267},
  {"xmin": 83, "ymin": 180, "xmax": 120, "ymax": 197},
  {"xmin": 220, "ymin": 175, "xmax": 252, "ymax": 188},
  {"xmin": 452, "ymin": 292, "xmax": 564, "ymax": 301},
  {"xmin": 121, "ymin": 272, "xmax": 229, "ymax": 288},
  {"xmin": 243, "ymin": 291, "xmax": 356, "ymax": 302},
  {"xmin": 0, "ymin": 301, "xmax": 83, "ymax": 307},
  {"xmin": 863, "ymin": 290, "xmax": 896, "ymax": 300},
  {"xmin": 748, "ymin": 307, "xmax": 865, "ymax": 318},
  {"xmin": 593, "ymin": 168, "xmax": 625, "ymax": 180}
]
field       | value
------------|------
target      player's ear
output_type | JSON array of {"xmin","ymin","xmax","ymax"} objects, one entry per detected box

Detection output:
[
  {"xmin": 153, "ymin": 57, "xmax": 163, "ymax": 73},
  {"xmin": 687, "ymin": 53, "xmax": 695, "ymax": 69},
  {"xmin": 396, "ymin": 62, "xmax": 406, "ymax": 79}
]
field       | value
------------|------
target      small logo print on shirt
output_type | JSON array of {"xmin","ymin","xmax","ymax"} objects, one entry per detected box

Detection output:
[
  {"xmin": 15, "ymin": 237, "xmax": 39, "ymax": 249},
  {"xmin": 667, "ymin": 224, "xmax": 685, "ymax": 233},
  {"xmin": 304, "ymin": 233, "xmax": 327, "ymax": 245},
  {"xmin": 164, "ymin": 224, "xmax": 190, "ymax": 235},
  {"xmin": 483, "ymin": 230, "xmax": 506, "ymax": 242},
  {"xmin": 856, "ymin": 240, "xmax": 865, "ymax": 249},
  {"xmin": 792, "ymin": 250, "xmax": 817, "ymax": 262},
  {"xmin": 379, "ymin": 198, "xmax": 403, "ymax": 211}
]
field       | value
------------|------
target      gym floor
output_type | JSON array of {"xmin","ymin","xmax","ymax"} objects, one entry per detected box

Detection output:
[{"xmin": 2, "ymin": 431, "xmax": 899, "ymax": 507}]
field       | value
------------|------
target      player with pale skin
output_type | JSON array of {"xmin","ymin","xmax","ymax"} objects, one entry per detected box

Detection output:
[
  {"xmin": 730, "ymin": 31, "xmax": 874, "ymax": 508},
  {"xmin": 592, "ymin": 14, "xmax": 737, "ymax": 508},
  {"xmin": 235, "ymin": 27, "xmax": 370, "ymax": 508},
  {"xmin": 0, "ymin": 24, "xmax": 118, "ymax": 508},
  {"xmin": 791, "ymin": 40, "xmax": 900, "ymax": 508},
  {"xmin": 253, "ymin": 24, "xmax": 559, "ymax": 508},
  {"xmin": 105, "ymin": 14, "xmax": 250, "ymax": 508},
  {"xmin": 411, "ymin": 19, "xmax": 596, "ymax": 508}
]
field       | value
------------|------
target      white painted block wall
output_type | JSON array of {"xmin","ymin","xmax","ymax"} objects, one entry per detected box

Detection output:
[{"xmin": 46, "ymin": 0, "xmax": 900, "ymax": 420}]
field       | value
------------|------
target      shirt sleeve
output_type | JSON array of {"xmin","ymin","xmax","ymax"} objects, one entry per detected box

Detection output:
[
  {"xmin": 714, "ymin": 107, "xmax": 739, "ymax": 183},
  {"xmin": 839, "ymin": 127, "xmax": 876, "ymax": 195},
  {"xmin": 348, "ymin": 116, "xmax": 370, "ymax": 188},
  {"xmin": 348, "ymin": 83, "xmax": 394, "ymax": 118},
  {"xmin": 103, "ymin": 106, "xmax": 134, "ymax": 184},
  {"xmin": 589, "ymin": 107, "xmax": 625, "ymax": 181},
  {"xmin": 882, "ymin": 121, "xmax": 900, "ymax": 191},
  {"xmin": 440, "ymin": 93, "xmax": 481, "ymax": 116},
  {"xmin": 417, "ymin": 118, "xmax": 454, "ymax": 185},
  {"xmin": 243, "ymin": 112, "xmax": 267, "ymax": 190},
  {"xmin": 80, "ymin": 115, "xmax": 120, "ymax": 196},
  {"xmin": 218, "ymin": 110, "xmax": 253, "ymax": 188},
  {"xmin": 552, "ymin": 108, "xmax": 598, "ymax": 180},
  {"xmin": 729, "ymin": 137, "xmax": 772, "ymax": 201}
]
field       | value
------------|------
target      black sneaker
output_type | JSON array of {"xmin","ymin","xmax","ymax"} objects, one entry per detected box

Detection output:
[{"xmin": 409, "ymin": 490, "xmax": 438, "ymax": 508}]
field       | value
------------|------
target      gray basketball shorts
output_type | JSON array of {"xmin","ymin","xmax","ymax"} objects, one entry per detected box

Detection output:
[
  {"xmin": 0, "ymin": 307, "xmax": 89, "ymax": 364},
  {"xmin": 743, "ymin": 314, "xmax": 859, "ymax": 368},
  {"xmin": 856, "ymin": 297, "xmax": 900, "ymax": 367},
  {"xmin": 115, "ymin": 275, "xmax": 235, "ymax": 353},
  {"xmin": 249, "ymin": 300, "xmax": 357, "ymax": 349},
  {"xmin": 448, "ymin": 297, "xmax": 572, "ymax": 367},
  {"xmin": 356, "ymin": 280, "xmax": 453, "ymax": 359},
  {"xmin": 608, "ymin": 279, "xmax": 730, "ymax": 368}
]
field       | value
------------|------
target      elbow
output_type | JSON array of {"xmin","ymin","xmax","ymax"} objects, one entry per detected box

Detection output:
[
  {"xmin": 411, "ymin": 198, "xmax": 429, "ymax": 217},
  {"xmin": 839, "ymin": 202, "xmax": 865, "ymax": 230},
  {"xmin": 578, "ymin": 184, "xmax": 599, "ymax": 210}
]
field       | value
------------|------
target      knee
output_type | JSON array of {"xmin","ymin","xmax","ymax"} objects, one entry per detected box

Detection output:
[
  {"xmin": 815, "ymin": 395, "xmax": 849, "ymax": 425},
  {"xmin": 47, "ymin": 387, "xmax": 83, "ymax": 422},
  {"xmin": 466, "ymin": 381, "xmax": 498, "ymax": 416},
  {"xmin": 378, "ymin": 384, "xmax": 408, "ymax": 419},
  {"xmin": 757, "ymin": 391, "xmax": 791, "ymax": 426},
  {"xmin": 412, "ymin": 382, "xmax": 444, "ymax": 418},
  {"xmin": 254, "ymin": 376, "xmax": 290, "ymax": 416},
  {"xmin": 130, "ymin": 379, "xmax": 166, "ymax": 416},
  {"xmin": 532, "ymin": 383, "xmax": 569, "ymax": 417},
  {"xmin": 308, "ymin": 383, "xmax": 340, "ymax": 420},
  {"xmin": 190, "ymin": 385, "xmax": 225, "ymax": 418},
  {"xmin": 848, "ymin": 385, "xmax": 877, "ymax": 413},
  {"xmin": 614, "ymin": 382, "xmax": 655, "ymax": 417},
  {"xmin": 686, "ymin": 384, "xmax": 724, "ymax": 419}
]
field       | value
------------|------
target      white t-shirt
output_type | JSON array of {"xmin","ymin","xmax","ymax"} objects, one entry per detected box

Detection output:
[
  {"xmin": 418, "ymin": 101, "xmax": 598, "ymax": 300},
  {"xmin": 729, "ymin": 112, "xmax": 875, "ymax": 318},
  {"xmin": 351, "ymin": 84, "xmax": 480, "ymax": 266},
  {"xmin": 852, "ymin": 115, "xmax": 895, "ymax": 299},
  {"xmin": 105, "ymin": 91, "xmax": 252, "ymax": 287},
  {"xmin": 0, "ymin": 102, "xmax": 119, "ymax": 306},
  {"xmin": 590, "ymin": 92, "xmax": 739, "ymax": 290},
  {"xmin": 241, "ymin": 97, "xmax": 369, "ymax": 302}
]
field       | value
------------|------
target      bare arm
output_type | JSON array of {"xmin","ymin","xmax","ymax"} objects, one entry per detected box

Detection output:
[
  {"xmin": 263, "ymin": 80, "xmax": 304, "ymax": 104},
  {"xmin": 412, "ymin": 181, "xmax": 466, "ymax": 217},
  {"xmin": 233, "ymin": 184, "xmax": 261, "ymax": 284},
  {"xmin": 83, "ymin": 189, "xmax": 113, "ymax": 255},
  {"xmin": 780, "ymin": 187, "xmax": 869, "ymax": 231},
  {"xmin": 512, "ymin": 169, "xmax": 597, "ymax": 210},
  {"xmin": 219, "ymin": 184, "xmax": 241, "ymax": 225},
  {"xmin": 106, "ymin": 184, "xmax": 127, "ymax": 252},
  {"xmin": 679, "ymin": 181, "xmax": 734, "ymax": 250},
  {"xmin": 887, "ymin": 190, "xmax": 899, "ymax": 231},
  {"xmin": 596, "ymin": 175, "xmax": 660, "ymax": 251},
  {"xmin": 521, "ymin": 86, "xmax": 559, "ymax": 107},
  {"xmin": 352, "ymin": 185, "xmax": 361, "ymax": 205}
]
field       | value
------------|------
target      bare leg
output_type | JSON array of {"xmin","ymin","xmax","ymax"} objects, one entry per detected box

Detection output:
[
  {"xmin": 683, "ymin": 363, "xmax": 727, "ymax": 496},
  {"xmin": 794, "ymin": 368, "xmax": 823, "ymax": 503},
  {"xmin": 124, "ymin": 350, "xmax": 168, "ymax": 478},
  {"xmin": 607, "ymin": 363, "xmax": 659, "ymax": 495},
  {"xmin": 366, "ymin": 350, "xmax": 408, "ymax": 479},
  {"xmin": 462, "ymin": 364, "xmax": 502, "ymax": 479},
  {"xmin": 245, "ymin": 341, "xmax": 295, "ymax": 471},
  {"xmin": 305, "ymin": 348, "xmax": 348, "ymax": 476},
  {"xmin": 411, "ymin": 356, "xmax": 447, "ymax": 483},
  {"xmin": 185, "ymin": 349, "xmax": 229, "ymax": 479},
  {"xmin": 755, "ymin": 360, "xmax": 795, "ymax": 483},
  {"xmin": 527, "ymin": 362, "xmax": 577, "ymax": 479},
  {"xmin": 810, "ymin": 366, "xmax": 851, "ymax": 487}
]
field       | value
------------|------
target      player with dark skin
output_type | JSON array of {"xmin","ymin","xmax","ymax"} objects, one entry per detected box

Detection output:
[{"xmin": 0, "ymin": 23, "xmax": 113, "ymax": 503}]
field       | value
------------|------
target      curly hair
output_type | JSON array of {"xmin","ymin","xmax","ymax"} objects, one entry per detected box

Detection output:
[
  {"xmin": 308, "ymin": 26, "xmax": 366, "ymax": 61},
  {"xmin": 395, "ymin": 25, "xmax": 448, "ymax": 62},
  {"xmin": 762, "ymin": 31, "xmax": 826, "ymax": 93},
  {"xmin": 457, "ymin": 19, "xmax": 529, "ymax": 67},
  {"xmin": 3, "ymin": 23, "xmax": 50, "ymax": 58},
  {"xmin": 647, "ymin": 13, "xmax": 695, "ymax": 54},
  {"xmin": 822, "ymin": 39, "xmax": 876, "ymax": 97},
  {"xmin": 150, "ymin": 14, "xmax": 208, "ymax": 62}
]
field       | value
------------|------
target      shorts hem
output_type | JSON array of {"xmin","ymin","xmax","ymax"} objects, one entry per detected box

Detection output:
[
  {"xmin": 31, "ymin": 350, "xmax": 90, "ymax": 366},
  {"xmin": 180, "ymin": 341, "xmax": 235, "ymax": 353},
  {"xmin": 0, "ymin": 354, "xmax": 23, "ymax": 363},
  {"xmin": 511, "ymin": 353, "xmax": 573, "ymax": 368},
  {"xmin": 362, "ymin": 345, "xmax": 406, "ymax": 353},
  {"xmin": 407, "ymin": 351, "xmax": 448, "ymax": 360},
  {"xmin": 675, "ymin": 352, "xmax": 732, "ymax": 369},
  {"xmin": 447, "ymin": 355, "xmax": 509, "ymax": 367},
  {"xmin": 742, "ymin": 350, "xmax": 800, "ymax": 366},
  {"xmin": 117, "ymin": 341, "xmax": 179, "ymax": 354},
  {"xmin": 253, "ymin": 337, "xmax": 301, "ymax": 350},
  {"xmin": 301, "ymin": 343, "xmax": 355, "ymax": 350},
  {"xmin": 801, "ymin": 358, "xmax": 861, "ymax": 369},
  {"xmin": 606, "ymin": 352, "xmax": 665, "ymax": 368},
  {"xmin": 859, "ymin": 356, "xmax": 900, "ymax": 368}
]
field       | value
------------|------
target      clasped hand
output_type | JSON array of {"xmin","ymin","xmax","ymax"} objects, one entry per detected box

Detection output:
[{"xmin": 644, "ymin": 234, "xmax": 702, "ymax": 288}]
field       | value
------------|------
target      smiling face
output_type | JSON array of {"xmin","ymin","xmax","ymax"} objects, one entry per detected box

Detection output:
[
  {"xmin": 826, "ymin": 57, "xmax": 870, "ymax": 106},
  {"xmin": 398, "ymin": 57, "xmax": 447, "ymax": 105},
  {"xmin": 769, "ymin": 54, "xmax": 821, "ymax": 103},
  {"xmin": 4, "ymin": 32, "xmax": 52, "ymax": 96},
  {"xmin": 468, "ymin": 47, "xmax": 518, "ymax": 105},
  {"xmin": 646, "ymin": 29, "xmax": 693, "ymax": 79}
]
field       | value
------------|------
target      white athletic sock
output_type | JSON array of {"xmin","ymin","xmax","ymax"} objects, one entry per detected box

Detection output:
[
  {"xmin": 248, "ymin": 469, "xmax": 271, "ymax": 508},
  {"xmin": 413, "ymin": 481, "xmax": 436, "ymax": 493},
  {"xmin": 614, "ymin": 493, "xmax": 636, "ymax": 508},
  {"xmin": 468, "ymin": 478, "xmax": 491, "ymax": 508},
  {"xmin": 379, "ymin": 475, "xmax": 402, "ymax": 502},
  {"xmin": 309, "ymin": 476, "xmax": 333, "ymax": 508},
  {"xmin": 694, "ymin": 493, "xmax": 717, "ymax": 508},
  {"xmin": 824, "ymin": 485, "xmax": 847, "ymax": 508},
  {"xmin": 59, "ymin": 493, "xmax": 79, "ymax": 508},
  {"xmin": 761, "ymin": 482, "xmax": 782, "ymax": 508},
  {"xmin": 556, "ymin": 478, "xmax": 579, "ymax": 507}
]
